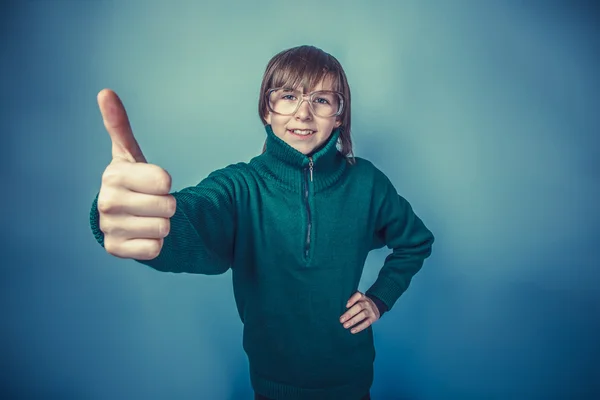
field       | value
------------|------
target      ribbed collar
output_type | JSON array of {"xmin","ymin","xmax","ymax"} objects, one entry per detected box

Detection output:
[{"xmin": 250, "ymin": 124, "xmax": 348, "ymax": 193}]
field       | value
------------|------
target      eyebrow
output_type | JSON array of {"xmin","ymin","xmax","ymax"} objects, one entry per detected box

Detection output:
[{"xmin": 280, "ymin": 87, "xmax": 335, "ymax": 94}]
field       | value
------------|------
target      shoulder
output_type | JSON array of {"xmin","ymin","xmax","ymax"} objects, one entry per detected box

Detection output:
[
  {"xmin": 203, "ymin": 162, "xmax": 254, "ymax": 184},
  {"xmin": 176, "ymin": 162, "xmax": 253, "ymax": 198},
  {"xmin": 348, "ymin": 156, "xmax": 396, "ymax": 190}
]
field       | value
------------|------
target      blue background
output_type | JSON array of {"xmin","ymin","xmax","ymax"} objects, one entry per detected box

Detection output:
[{"xmin": 1, "ymin": 1, "xmax": 598, "ymax": 398}]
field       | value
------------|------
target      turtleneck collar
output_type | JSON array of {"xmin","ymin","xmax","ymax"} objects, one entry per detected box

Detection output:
[{"xmin": 250, "ymin": 124, "xmax": 348, "ymax": 193}]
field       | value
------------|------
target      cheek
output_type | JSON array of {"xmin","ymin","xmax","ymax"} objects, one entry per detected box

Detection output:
[
  {"xmin": 318, "ymin": 129, "xmax": 333, "ymax": 143},
  {"xmin": 319, "ymin": 120, "xmax": 339, "ymax": 137},
  {"xmin": 268, "ymin": 114, "xmax": 290, "ymax": 128}
]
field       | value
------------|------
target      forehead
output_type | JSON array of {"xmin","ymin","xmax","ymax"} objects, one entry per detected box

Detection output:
[
  {"xmin": 304, "ymin": 76, "xmax": 336, "ymax": 92},
  {"xmin": 273, "ymin": 69, "xmax": 339, "ymax": 93},
  {"xmin": 282, "ymin": 77, "xmax": 337, "ymax": 94}
]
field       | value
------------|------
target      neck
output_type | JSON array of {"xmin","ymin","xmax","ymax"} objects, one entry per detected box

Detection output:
[{"xmin": 250, "ymin": 125, "xmax": 348, "ymax": 193}]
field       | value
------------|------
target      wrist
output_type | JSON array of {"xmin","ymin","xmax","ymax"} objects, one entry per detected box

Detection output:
[{"xmin": 366, "ymin": 293, "xmax": 387, "ymax": 318}]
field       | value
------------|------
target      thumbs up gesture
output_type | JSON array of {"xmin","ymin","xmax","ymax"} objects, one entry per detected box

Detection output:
[{"xmin": 96, "ymin": 89, "xmax": 176, "ymax": 260}]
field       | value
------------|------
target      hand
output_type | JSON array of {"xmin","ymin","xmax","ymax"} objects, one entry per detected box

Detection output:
[
  {"xmin": 96, "ymin": 89, "xmax": 176, "ymax": 260},
  {"xmin": 339, "ymin": 291, "xmax": 381, "ymax": 334}
]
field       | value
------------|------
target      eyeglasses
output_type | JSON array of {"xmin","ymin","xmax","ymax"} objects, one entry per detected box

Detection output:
[{"xmin": 266, "ymin": 87, "xmax": 344, "ymax": 118}]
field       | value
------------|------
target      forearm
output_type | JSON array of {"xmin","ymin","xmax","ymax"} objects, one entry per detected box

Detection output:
[
  {"xmin": 366, "ymin": 222, "xmax": 434, "ymax": 311},
  {"xmin": 89, "ymin": 190, "xmax": 233, "ymax": 275},
  {"xmin": 134, "ymin": 197, "xmax": 231, "ymax": 274}
]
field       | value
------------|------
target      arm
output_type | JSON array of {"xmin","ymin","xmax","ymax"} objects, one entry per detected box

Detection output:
[
  {"xmin": 365, "ymin": 175, "xmax": 435, "ymax": 313},
  {"xmin": 90, "ymin": 169, "xmax": 237, "ymax": 275}
]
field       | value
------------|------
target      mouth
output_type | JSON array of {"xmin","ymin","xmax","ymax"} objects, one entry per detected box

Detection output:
[{"xmin": 287, "ymin": 129, "xmax": 316, "ymax": 138}]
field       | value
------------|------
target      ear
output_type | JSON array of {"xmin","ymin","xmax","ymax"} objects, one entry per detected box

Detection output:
[
  {"xmin": 264, "ymin": 110, "xmax": 272, "ymax": 125},
  {"xmin": 334, "ymin": 118, "xmax": 342, "ymax": 128}
]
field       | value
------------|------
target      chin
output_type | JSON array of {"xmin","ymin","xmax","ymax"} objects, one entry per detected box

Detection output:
[{"xmin": 294, "ymin": 146, "xmax": 313, "ymax": 155}]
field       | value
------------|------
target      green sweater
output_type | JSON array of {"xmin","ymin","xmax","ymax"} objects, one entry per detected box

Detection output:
[{"xmin": 89, "ymin": 125, "xmax": 434, "ymax": 400}]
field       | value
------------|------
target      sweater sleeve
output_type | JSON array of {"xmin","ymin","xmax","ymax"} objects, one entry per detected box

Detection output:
[
  {"xmin": 365, "ymin": 174, "xmax": 435, "ymax": 312},
  {"xmin": 89, "ymin": 168, "xmax": 237, "ymax": 275}
]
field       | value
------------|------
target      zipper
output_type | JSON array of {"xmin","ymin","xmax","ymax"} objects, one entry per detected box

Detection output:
[{"xmin": 303, "ymin": 157, "xmax": 314, "ymax": 259}]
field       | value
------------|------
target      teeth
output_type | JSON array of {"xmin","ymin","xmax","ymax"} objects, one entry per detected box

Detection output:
[{"xmin": 292, "ymin": 129, "xmax": 314, "ymax": 135}]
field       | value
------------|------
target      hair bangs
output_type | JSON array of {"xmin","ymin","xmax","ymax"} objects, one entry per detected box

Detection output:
[{"xmin": 269, "ymin": 50, "xmax": 342, "ymax": 93}]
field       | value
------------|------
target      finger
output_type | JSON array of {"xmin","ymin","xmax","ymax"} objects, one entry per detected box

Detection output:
[
  {"xmin": 365, "ymin": 297, "xmax": 381, "ymax": 320},
  {"xmin": 102, "ymin": 162, "xmax": 172, "ymax": 195},
  {"xmin": 98, "ymin": 88, "xmax": 147, "ymax": 163},
  {"xmin": 350, "ymin": 318, "xmax": 373, "ymax": 334},
  {"xmin": 98, "ymin": 191, "xmax": 175, "ymax": 220},
  {"xmin": 340, "ymin": 302, "xmax": 365, "ymax": 323},
  {"xmin": 120, "ymin": 193, "xmax": 176, "ymax": 218},
  {"xmin": 104, "ymin": 237, "xmax": 163, "ymax": 260},
  {"xmin": 342, "ymin": 309, "xmax": 368, "ymax": 329},
  {"xmin": 100, "ymin": 214, "xmax": 171, "ymax": 240},
  {"xmin": 346, "ymin": 291, "xmax": 364, "ymax": 308}
]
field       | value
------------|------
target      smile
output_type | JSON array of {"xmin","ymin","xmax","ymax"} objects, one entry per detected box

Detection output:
[{"xmin": 288, "ymin": 129, "xmax": 316, "ymax": 137}]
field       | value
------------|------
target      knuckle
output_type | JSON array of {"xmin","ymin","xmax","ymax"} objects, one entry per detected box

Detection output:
[
  {"xmin": 98, "ymin": 215, "xmax": 111, "ymax": 234},
  {"xmin": 100, "ymin": 214, "xmax": 135, "ymax": 241},
  {"xmin": 103, "ymin": 237, "xmax": 119, "ymax": 256},
  {"xmin": 98, "ymin": 214, "xmax": 107, "ymax": 233},
  {"xmin": 101, "ymin": 165, "xmax": 123, "ymax": 187},
  {"xmin": 99, "ymin": 216, "xmax": 124, "ymax": 237},
  {"xmin": 96, "ymin": 195, "xmax": 112, "ymax": 214},
  {"xmin": 97, "ymin": 191, "xmax": 120, "ymax": 214}
]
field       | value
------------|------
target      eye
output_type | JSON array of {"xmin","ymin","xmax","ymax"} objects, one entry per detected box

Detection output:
[
  {"xmin": 312, "ymin": 91, "xmax": 336, "ymax": 105},
  {"xmin": 282, "ymin": 94, "xmax": 297, "ymax": 101},
  {"xmin": 314, "ymin": 97, "xmax": 330, "ymax": 104}
]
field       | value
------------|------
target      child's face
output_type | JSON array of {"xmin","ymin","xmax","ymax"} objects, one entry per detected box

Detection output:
[{"xmin": 265, "ymin": 77, "xmax": 342, "ymax": 156}]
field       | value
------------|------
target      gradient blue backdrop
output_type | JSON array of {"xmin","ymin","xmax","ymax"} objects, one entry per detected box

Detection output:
[{"xmin": 1, "ymin": 1, "xmax": 598, "ymax": 399}]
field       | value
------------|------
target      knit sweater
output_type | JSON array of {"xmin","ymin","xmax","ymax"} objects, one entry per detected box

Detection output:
[{"xmin": 89, "ymin": 125, "xmax": 435, "ymax": 400}]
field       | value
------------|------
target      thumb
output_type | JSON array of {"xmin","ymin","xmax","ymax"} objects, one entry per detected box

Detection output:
[{"xmin": 97, "ymin": 88, "xmax": 147, "ymax": 163}]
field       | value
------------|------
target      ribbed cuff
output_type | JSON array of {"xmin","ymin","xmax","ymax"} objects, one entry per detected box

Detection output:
[
  {"xmin": 89, "ymin": 193, "xmax": 105, "ymax": 248},
  {"xmin": 365, "ymin": 276, "xmax": 405, "ymax": 313}
]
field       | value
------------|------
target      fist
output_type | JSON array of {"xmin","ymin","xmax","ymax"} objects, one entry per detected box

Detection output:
[{"xmin": 96, "ymin": 89, "xmax": 176, "ymax": 260}]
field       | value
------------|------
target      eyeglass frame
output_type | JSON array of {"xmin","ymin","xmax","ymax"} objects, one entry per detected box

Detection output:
[{"xmin": 265, "ymin": 87, "xmax": 345, "ymax": 118}]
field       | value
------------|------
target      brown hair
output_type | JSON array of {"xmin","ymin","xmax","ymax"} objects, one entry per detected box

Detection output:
[{"xmin": 258, "ymin": 45, "xmax": 354, "ymax": 163}]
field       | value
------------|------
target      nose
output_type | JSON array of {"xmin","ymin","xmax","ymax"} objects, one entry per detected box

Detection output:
[{"xmin": 294, "ymin": 96, "xmax": 313, "ymax": 120}]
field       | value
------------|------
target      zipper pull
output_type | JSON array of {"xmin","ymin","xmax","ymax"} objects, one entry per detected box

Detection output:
[{"xmin": 309, "ymin": 157, "xmax": 314, "ymax": 182}]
